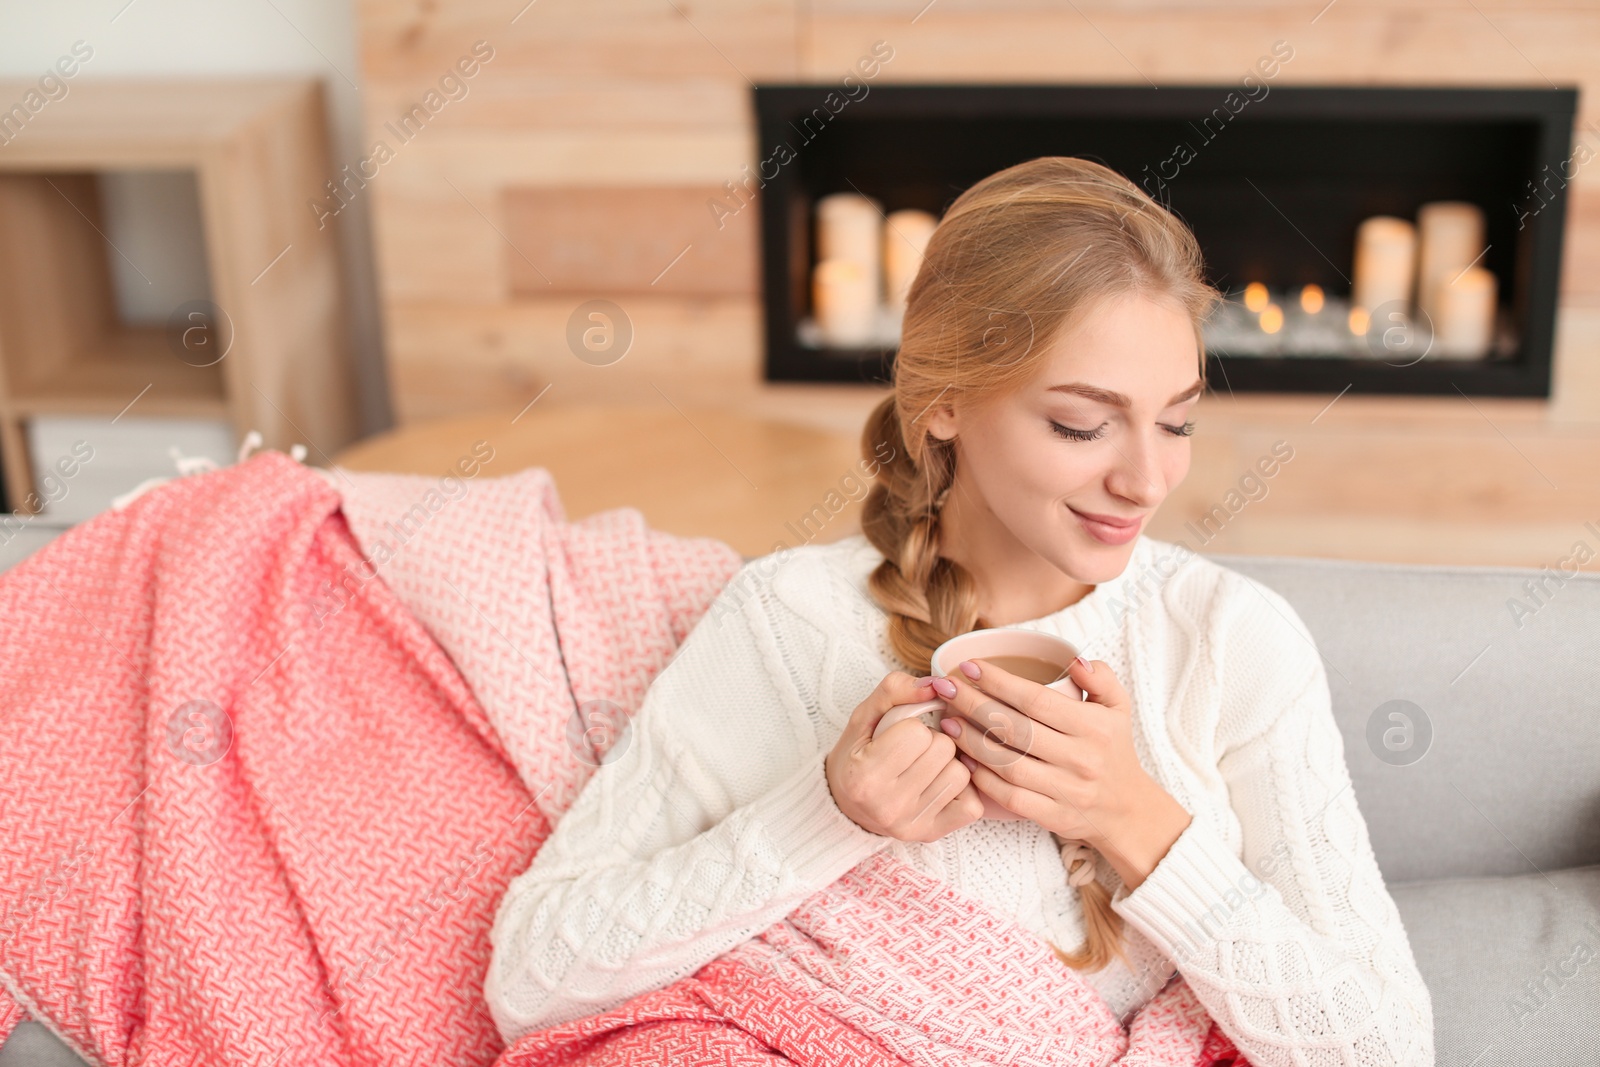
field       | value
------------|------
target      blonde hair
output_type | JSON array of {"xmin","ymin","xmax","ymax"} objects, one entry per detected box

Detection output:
[{"xmin": 858, "ymin": 156, "xmax": 1218, "ymax": 972}]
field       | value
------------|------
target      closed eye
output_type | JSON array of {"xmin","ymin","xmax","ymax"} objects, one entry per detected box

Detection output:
[{"xmin": 1049, "ymin": 420, "xmax": 1195, "ymax": 441}]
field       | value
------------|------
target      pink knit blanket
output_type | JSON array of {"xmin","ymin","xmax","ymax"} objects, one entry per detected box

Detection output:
[{"xmin": 0, "ymin": 451, "xmax": 1244, "ymax": 1066}]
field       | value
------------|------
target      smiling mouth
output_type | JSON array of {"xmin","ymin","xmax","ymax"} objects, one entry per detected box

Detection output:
[
  {"xmin": 1068, "ymin": 507, "xmax": 1142, "ymax": 529},
  {"xmin": 1067, "ymin": 507, "xmax": 1146, "ymax": 546}
]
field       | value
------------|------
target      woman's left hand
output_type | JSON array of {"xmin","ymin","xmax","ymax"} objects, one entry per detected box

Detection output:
[{"xmin": 935, "ymin": 655, "xmax": 1192, "ymax": 890}]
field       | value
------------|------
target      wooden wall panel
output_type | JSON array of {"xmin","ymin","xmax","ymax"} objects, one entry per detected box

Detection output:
[
  {"xmin": 367, "ymin": 188, "xmax": 503, "ymax": 303},
  {"xmin": 355, "ymin": 0, "xmax": 798, "ymax": 81},
  {"xmin": 1562, "ymin": 184, "xmax": 1600, "ymax": 305},
  {"xmin": 502, "ymin": 186, "xmax": 757, "ymax": 295},
  {"xmin": 809, "ymin": 0, "xmax": 1542, "ymax": 10},
  {"xmin": 360, "ymin": 79, "xmax": 746, "ymax": 132},
  {"xmin": 374, "ymin": 131, "xmax": 753, "ymax": 188},
  {"xmin": 1550, "ymin": 305, "xmax": 1600, "ymax": 420},
  {"xmin": 365, "ymin": 130, "xmax": 752, "ymax": 302},
  {"xmin": 809, "ymin": 10, "xmax": 1600, "ymax": 125},
  {"xmin": 352, "ymin": 0, "xmax": 1600, "ymax": 429},
  {"xmin": 383, "ymin": 297, "xmax": 762, "ymax": 422}
]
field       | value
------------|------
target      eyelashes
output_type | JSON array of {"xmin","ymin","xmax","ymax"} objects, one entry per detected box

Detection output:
[
  {"xmin": 1049, "ymin": 420, "xmax": 1195, "ymax": 442},
  {"xmin": 1049, "ymin": 422, "xmax": 1106, "ymax": 442}
]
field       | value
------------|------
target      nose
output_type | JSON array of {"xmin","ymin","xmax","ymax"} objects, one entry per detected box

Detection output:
[{"xmin": 1104, "ymin": 427, "xmax": 1166, "ymax": 507}]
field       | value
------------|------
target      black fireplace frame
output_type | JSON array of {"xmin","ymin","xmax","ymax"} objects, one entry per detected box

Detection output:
[{"xmin": 753, "ymin": 83, "xmax": 1578, "ymax": 397}]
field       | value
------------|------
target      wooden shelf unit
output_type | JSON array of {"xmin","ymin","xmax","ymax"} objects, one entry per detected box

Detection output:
[{"xmin": 0, "ymin": 79, "xmax": 359, "ymax": 513}]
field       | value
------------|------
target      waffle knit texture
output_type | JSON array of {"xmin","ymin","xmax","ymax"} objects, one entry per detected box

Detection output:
[{"xmin": 486, "ymin": 532, "xmax": 1436, "ymax": 1065}]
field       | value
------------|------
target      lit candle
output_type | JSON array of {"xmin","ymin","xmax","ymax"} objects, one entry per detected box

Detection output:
[
  {"xmin": 1259, "ymin": 303, "xmax": 1284, "ymax": 334},
  {"xmin": 1415, "ymin": 201, "xmax": 1485, "ymax": 329},
  {"xmin": 1432, "ymin": 265, "xmax": 1497, "ymax": 359},
  {"xmin": 1351, "ymin": 216, "xmax": 1416, "ymax": 314},
  {"xmin": 884, "ymin": 209, "xmax": 938, "ymax": 314},
  {"xmin": 816, "ymin": 193, "xmax": 884, "ymax": 304},
  {"xmin": 1300, "ymin": 284, "xmax": 1324, "ymax": 314},
  {"xmin": 813, "ymin": 258, "xmax": 877, "ymax": 347},
  {"xmin": 1243, "ymin": 282, "xmax": 1269, "ymax": 312}
]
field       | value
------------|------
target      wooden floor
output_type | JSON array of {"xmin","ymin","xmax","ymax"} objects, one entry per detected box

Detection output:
[{"xmin": 334, "ymin": 388, "xmax": 1600, "ymax": 569}]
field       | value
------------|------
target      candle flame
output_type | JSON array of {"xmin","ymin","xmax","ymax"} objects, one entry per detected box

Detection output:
[
  {"xmin": 1259, "ymin": 304, "xmax": 1284, "ymax": 334},
  {"xmin": 1300, "ymin": 285, "xmax": 1325, "ymax": 314},
  {"xmin": 1348, "ymin": 307, "xmax": 1370, "ymax": 335},
  {"xmin": 1243, "ymin": 282, "xmax": 1269, "ymax": 313}
]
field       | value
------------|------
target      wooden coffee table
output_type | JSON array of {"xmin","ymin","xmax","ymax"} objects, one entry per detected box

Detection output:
[{"xmin": 334, "ymin": 403, "xmax": 871, "ymax": 558}]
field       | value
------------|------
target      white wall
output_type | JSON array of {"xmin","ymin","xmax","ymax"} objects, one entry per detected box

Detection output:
[
  {"xmin": 98, "ymin": 169, "xmax": 213, "ymax": 322},
  {"xmin": 0, "ymin": 0, "xmax": 391, "ymax": 435}
]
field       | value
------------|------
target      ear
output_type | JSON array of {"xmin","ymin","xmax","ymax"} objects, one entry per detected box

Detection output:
[{"xmin": 924, "ymin": 399, "xmax": 960, "ymax": 442}]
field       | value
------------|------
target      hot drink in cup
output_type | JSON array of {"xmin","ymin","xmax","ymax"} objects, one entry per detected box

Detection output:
[{"xmin": 870, "ymin": 627, "xmax": 1084, "ymax": 820}]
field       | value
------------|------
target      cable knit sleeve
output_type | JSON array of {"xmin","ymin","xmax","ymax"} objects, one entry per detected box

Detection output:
[
  {"xmin": 1109, "ymin": 570, "xmax": 1436, "ymax": 1066},
  {"xmin": 483, "ymin": 558, "xmax": 891, "ymax": 1045}
]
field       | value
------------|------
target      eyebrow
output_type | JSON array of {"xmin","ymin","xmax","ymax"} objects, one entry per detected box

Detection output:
[{"xmin": 1045, "ymin": 379, "xmax": 1205, "ymax": 409}]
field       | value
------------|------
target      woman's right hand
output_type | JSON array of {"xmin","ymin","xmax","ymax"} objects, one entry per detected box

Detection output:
[{"xmin": 825, "ymin": 671, "xmax": 986, "ymax": 842}]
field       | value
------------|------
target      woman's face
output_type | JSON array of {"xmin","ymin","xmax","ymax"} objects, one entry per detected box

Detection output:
[{"xmin": 927, "ymin": 289, "xmax": 1203, "ymax": 584}]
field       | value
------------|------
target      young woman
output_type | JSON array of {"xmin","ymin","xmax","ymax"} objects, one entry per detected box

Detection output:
[{"xmin": 485, "ymin": 156, "xmax": 1435, "ymax": 1064}]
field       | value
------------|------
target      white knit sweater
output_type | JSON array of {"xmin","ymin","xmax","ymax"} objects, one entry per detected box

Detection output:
[{"xmin": 485, "ymin": 532, "xmax": 1435, "ymax": 1064}]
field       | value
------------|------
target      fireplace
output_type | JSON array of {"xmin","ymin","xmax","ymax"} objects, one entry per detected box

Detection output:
[{"xmin": 753, "ymin": 83, "xmax": 1577, "ymax": 397}]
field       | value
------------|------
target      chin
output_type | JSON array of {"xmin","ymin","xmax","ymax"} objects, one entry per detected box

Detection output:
[
  {"xmin": 1061, "ymin": 522, "xmax": 1139, "ymax": 575},
  {"xmin": 1074, "ymin": 549, "xmax": 1135, "ymax": 583}
]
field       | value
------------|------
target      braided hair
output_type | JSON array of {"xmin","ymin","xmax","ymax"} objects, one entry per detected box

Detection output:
[{"xmin": 858, "ymin": 156, "xmax": 1217, "ymax": 971}]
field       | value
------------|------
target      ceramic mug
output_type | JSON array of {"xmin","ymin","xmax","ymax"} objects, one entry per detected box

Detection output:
[{"xmin": 870, "ymin": 627, "xmax": 1085, "ymax": 821}]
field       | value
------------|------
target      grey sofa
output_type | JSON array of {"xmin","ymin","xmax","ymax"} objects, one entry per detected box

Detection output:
[
  {"xmin": 5, "ymin": 548, "xmax": 1597, "ymax": 1065},
  {"xmin": 1211, "ymin": 549, "xmax": 1600, "ymax": 1064}
]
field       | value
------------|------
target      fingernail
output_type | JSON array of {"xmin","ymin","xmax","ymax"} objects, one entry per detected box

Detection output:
[
  {"xmin": 915, "ymin": 675, "xmax": 935, "ymax": 687},
  {"xmin": 958, "ymin": 660, "xmax": 981, "ymax": 680},
  {"xmin": 958, "ymin": 753, "xmax": 977, "ymax": 771},
  {"xmin": 939, "ymin": 717, "xmax": 961, "ymax": 737},
  {"xmin": 931, "ymin": 676, "xmax": 957, "ymax": 698},
  {"xmin": 1075, "ymin": 655, "xmax": 1094, "ymax": 674}
]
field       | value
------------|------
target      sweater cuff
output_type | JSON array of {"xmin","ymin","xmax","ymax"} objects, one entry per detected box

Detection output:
[
  {"xmin": 755, "ymin": 750, "xmax": 891, "ymax": 884},
  {"xmin": 1109, "ymin": 815, "xmax": 1260, "ymax": 964}
]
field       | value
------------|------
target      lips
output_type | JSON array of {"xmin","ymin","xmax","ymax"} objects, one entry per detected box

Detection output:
[
  {"xmin": 1069, "ymin": 508, "xmax": 1143, "ymax": 529},
  {"xmin": 1069, "ymin": 506, "xmax": 1145, "ymax": 546}
]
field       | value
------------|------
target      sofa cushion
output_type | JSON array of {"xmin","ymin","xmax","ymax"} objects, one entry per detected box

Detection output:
[
  {"xmin": 0, "ymin": 1021, "xmax": 90, "ymax": 1067},
  {"xmin": 1392, "ymin": 864, "xmax": 1600, "ymax": 1063},
  {"xmin": 1207, "ymin": 550, "xmax": 1600, "ymax": 884}
]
